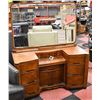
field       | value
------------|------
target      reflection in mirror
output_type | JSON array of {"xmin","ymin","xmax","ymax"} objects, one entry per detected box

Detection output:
[{"xmin": 11, "ymin": 2, "xmax": 76, "ymax": 48}]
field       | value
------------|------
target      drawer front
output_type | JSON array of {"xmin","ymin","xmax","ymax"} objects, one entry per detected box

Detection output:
[
  {"xmin": 21, "ymin": 70, "xmax": 39, "ymax": 85},
  {"xmin": 69, "ymin": 55, "xmax": 84, "ymax": 64},
  {"xmin": 66, "ymin": 84, "xmax": 83, "ymax": 89},
  {"xmin": 18, "ymin": 61, "xmax": 38, "ymax": 72},
  {"xmin": 40, "ymin": 68, "xmax": 64, "ymax": 86},
  {"xmin": 39, "ymin": 64, "xmax": 64, "ymax": 86},
  {"xmin": 24, "ymin": 82, "xmax": 39, "ymax": 97},
  {"xmin": 67, "ymin": 64, "xmax": 84, "ymax": 75},
  {"xmin": 67, "ymin": 75, "xmax": 83, "ymax": 85},
  {"xmin": 39, "ymin": 64, "xmax": 63, "ymax": 71}
]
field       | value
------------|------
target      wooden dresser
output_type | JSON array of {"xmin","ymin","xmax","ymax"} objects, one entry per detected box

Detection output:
[{"xmin": 12, "ymin": 46, "xmax": 89, "ymax": 98}]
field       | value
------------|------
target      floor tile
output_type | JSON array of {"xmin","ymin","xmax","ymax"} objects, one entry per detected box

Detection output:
[
  {"xmin": 87, "ymin": 82, "xmax": 92, "ymax": 87},
  {"xmin": 26, "ymin": 96, "xmax": 43, "ymax": 100},
  {"xmin": 40, "ymin": 88, "xmax": 72, "ymax": 100},
  {"xmin": 89, "ymin": 62, "xmax": 92, "ymax": 69},
  {"xmin": 76, "ymin": 33, "xmax": 90, "ymax": 50},
  {"xmin": 79, "ymin": 38, "xmax": 88, "ymax": 43},
  {"xmin": 68, "ymin": 82, "xmax": 91, "ymax": 94},
  {"xmin": 76, "ymin": 39, "xmax": 84, "ymax": 44},
  {"xmin": 77, "ymin": 33, "xmax": 88, "ymax": 38},
  {"xmin": 62, "ymin": 94, "xmax": 80, "ymax": 100},
  {"xmin": 68, "ymin": 88, "xmax": 81, "ymax": 93},
  {"xmin": 74, "ymin": 86, "xmax": 92, "ymax": 100},
  {"xmin": 88, "ymin": 69, "xmax": 92, "ymax": 84},
  {"xmin": 76, "ymin": 35, "xmax": 84, "ymax": 38}
]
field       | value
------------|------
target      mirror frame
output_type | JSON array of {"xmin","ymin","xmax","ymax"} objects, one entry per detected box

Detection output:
[{"xmin": 9, "ymin": 1, "xmax": 77, "ymax": 52}]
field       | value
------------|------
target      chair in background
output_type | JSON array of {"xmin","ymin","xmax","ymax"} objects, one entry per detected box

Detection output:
[{"xmin": 9, "ymin": 63, "xmax": 24, "ymax": 100}]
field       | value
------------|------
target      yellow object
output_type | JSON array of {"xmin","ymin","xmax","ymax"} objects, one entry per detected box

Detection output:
[
  {"xmin": 8, "ymin": 0, "xmax": 13, "ymax": 3},
  {"xmin": 8, "ymin": 0, "xmax": 27, "ymax": 3}
]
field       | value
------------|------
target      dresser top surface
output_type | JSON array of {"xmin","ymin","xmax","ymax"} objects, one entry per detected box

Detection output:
[
  {"xmin": 12, "ymin": 51, "xmax": 38, "ymax": 64},
  {"xmin": 12, "ymin": 46, "xmax": 88, "ymax": 64},
  {"xmin": 63, "ymin": 46, "xmax": 89, "ymax": 55}
]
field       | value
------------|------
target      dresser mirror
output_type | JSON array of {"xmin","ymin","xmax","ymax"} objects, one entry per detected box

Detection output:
[{"xmin": 10, "ymin": 2, "xmax": 77, "ymax": 49}]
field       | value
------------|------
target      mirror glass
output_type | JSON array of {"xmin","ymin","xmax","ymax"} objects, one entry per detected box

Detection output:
[{"xmin": 11, "ymin": 2, "xmax": 76, "ymax": 48}]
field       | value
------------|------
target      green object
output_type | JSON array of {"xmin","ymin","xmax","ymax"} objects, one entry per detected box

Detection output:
[{"xmin": 8, "ymin": 0, "xmax": 13, "ymax": 3}]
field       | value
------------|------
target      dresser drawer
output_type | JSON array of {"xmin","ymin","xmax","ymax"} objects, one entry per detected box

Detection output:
[
  {"xmin": 39, "ymin": 64, "xmax": 63, "ymax": 71},
  {"xmin": 21, "ymin": 70, "xmax": 39, "ymax": 85},
  {"xmin": 69, "ymin": 55, "xmax": 84, "ymax": 64},
  {"xmin": 66, "ymin": 84, "xmax": 83, "ymax": 89},
  {"xmin": 67, "ymin": 64, "xmax": 84, "ymax": 75},
  {"xmin": 24, "ymin": 82, "xmax": 39, "ymax": 97},
  {"xmin": 18, "ymin": 61, "xmax": 38, "ymax": 72},
  {"xmin": 67, "ymin": 75, "xmax": 83, "ymax": 85}
]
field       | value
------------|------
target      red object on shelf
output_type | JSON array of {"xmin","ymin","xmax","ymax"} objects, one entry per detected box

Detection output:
[
  {"xmin": 65, "ymin": 15, "xmax": 76, "ymax": 25},
  {"xmin": 33, "ymin": 17, "xmax": 40, "ymax": 24},
  {"xmin": 33, "ymin": 16, "xmax": 55, "ymax": 25},
  {"xmin": 90, "ymin": 0, "xmax": 92, "ymax": 9}
]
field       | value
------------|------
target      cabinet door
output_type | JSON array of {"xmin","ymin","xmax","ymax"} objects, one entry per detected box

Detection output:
[
  {"xmin": 39, "ymin": 70, "xmax": 52, "ymax": 86},
  {"xmin": 39, "ymin": 65, "xmax": 64, "ymax": 86},
  {"xmin": 52, "ymin": 68, "xmax": 64, "ymax": 84}
]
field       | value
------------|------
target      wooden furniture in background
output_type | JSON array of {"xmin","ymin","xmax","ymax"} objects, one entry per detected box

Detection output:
[
  {"xmin": 63, "ymin": 15, "xmax": 77, "ymax": 43},
  {"xmin": 9, "ymin": 12, "xmax": 12, "ymax": 30},
  {"xmin": 9, "ymin": 3, "xmax": 12, "ymax": 31},
  {"xmin": 12, "ymin": 46, "xmax": 89, "ymax": 98}
]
